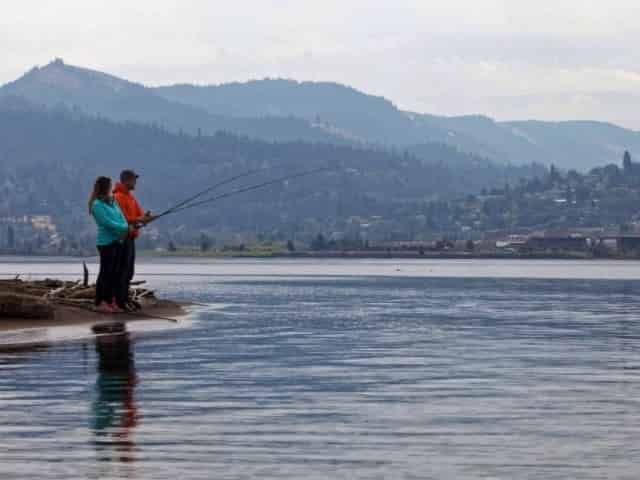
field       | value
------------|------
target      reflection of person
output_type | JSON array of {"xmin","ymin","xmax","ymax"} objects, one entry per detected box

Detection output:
[
  {"xmin": 113, "ymin": 170, "xmax": 154, "ymax": 312},
  {"xmin": 91, "ymin": 323, "xmax": 139, "ymax": 463},
  {"xmin": 89, "ymin": 176, "xmax": 136, "ymax": 313}
]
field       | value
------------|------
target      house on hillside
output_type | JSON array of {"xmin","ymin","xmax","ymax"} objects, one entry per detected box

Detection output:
[
  {"xmin": 526, "ymin": 232, "xmax": 590, "ymax": 252},
  {"xmin": 616, "ymin": 236, "xmax": 640, "ymax": 253}
]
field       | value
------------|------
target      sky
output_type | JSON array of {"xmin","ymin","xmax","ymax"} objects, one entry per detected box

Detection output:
[{"xmin": 3, "ymin": 0, "xmax": 640, "ymax": 129}]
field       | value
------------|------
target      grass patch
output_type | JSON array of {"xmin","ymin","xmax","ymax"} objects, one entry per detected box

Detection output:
[{"xmin": 140, "ymin": 242, "xmax": 287, "ymax": 258}]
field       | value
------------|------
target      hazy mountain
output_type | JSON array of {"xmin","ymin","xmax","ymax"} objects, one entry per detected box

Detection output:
[
  {"xmin": 0, "ymin": 59, "xmax": 344, "ymax": 144},
  {"xmin": 157, "ymin": 79, "xmax": 640, "ymax": 170},
  {"xmin": 501, "ymin": 120, "xmax": 640, "ymax": 169},
  {"xmin": 156, "ymin": 79, "xmax": 462, "ymax": 146},
  {"xmin": 1, "ymin": 60, "xmax": 540, "ymax": 177},
  {"xmin": 418, "ymin": 114, "xmax": 640, "ymax": 170},
  {"xmin": 4, "ymin": 60, "xmax": 636, "ymax": 171}
]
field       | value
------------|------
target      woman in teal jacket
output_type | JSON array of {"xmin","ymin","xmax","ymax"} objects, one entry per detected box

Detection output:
[{"xmin": 89, "ymin": 176, "xmax": 135, "ymax": 313}]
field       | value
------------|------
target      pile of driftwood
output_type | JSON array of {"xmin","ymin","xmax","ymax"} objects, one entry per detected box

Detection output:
[{"xmin": 0, "ymin": 277, "xmax": 157, "ymax": 319}]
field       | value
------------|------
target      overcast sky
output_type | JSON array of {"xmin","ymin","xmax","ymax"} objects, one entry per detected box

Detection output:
[{"xmin": 3, "ymin": 0, "xmax": 640, "ymax": 128}]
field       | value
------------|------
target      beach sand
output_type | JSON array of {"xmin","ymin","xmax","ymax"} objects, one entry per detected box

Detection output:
[{"xmin": 0, "ymin": 299, "xmax": 187, "ymax": 333}]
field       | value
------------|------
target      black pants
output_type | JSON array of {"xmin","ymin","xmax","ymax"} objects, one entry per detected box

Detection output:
[
  {"xmin": 96, "ymin": 242, "xmax": 124, "ymax": 306},
  {"xmin": 118, "ymin": 238, "xmax": 136, "ymax": 307}
]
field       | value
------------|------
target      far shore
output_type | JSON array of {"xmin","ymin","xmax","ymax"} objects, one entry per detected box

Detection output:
[
  {"xmin": 138, "ymin": 250, "xmax": 638, "ymax": 261},
  {"xmin": 1, "ymin": 251, "xmax": 640, "ymax": 261}
]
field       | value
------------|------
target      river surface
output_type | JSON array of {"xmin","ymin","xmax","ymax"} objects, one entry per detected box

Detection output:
[{"xmin": 2, "ymin": 258, "xmax": 640, "ymax": 479}]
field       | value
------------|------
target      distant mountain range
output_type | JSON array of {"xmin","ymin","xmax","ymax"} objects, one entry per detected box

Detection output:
[
  {"xmin": 0, "ymin": 59, "xmax": 342, "ymax": 145},
  {"xmin": 2, "ymin": 59, "xmax": 639, "ymax": 170},
  {"xmin": 157, "ymin": 80, "xmax": 640, "ymax": 170}
]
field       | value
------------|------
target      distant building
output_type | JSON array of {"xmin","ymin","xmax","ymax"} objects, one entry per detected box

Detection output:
[
  {"xmin": 329, "ymin": 231, "xmax": 345, "ymax": 242},
  {"xmin": 597, "ymin": 235, "xmax": 640, "ymax": 254},
  {"xmin": 526, "ymin": 235, "xmax": 589, "ymax": 252},
  {"xmin": 0, "ymin": 215, "xmax": 29, "ymax": 224},
  {"xmin": 617, "ymin": 236, "xmax": 640, "ymax": 253},
  {"xmin": 30, "ymin": 215, "xmax": 56, "ymax": 232},
  {"xmin": 0, "ymin": 214, "xmax": 58, "ymax": 252},
  {"xmin": 496, "ymin": 235, "xmax": 528, "ymax": 250}
]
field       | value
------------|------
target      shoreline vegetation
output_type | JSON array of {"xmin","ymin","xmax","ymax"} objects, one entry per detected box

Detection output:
[
  {"xmin": 2, "ymin": 245, "xmax": 640, "ymax": 261},
  {"xmin": 138, "ymin": 246, "xmax": 626, "ymax": 261},
  {"xmin": 141, "ymin": 252, "xmax": 604, "ymax": 260}
]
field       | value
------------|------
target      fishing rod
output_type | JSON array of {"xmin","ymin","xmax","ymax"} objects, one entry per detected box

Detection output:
[
  {"xmin": 156, "ymin": 167, "xmax": 266, "ymax": 217},
  {"xmin": 154, "ymin": 166, "xmax": 331, "ymax": 219},
  {"xmin": 119, "ymin": 309, "xmax": 180, "ymax": 324}
]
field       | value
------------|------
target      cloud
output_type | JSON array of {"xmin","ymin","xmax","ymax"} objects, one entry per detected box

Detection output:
[{"xmin": 2, "ymin": 0, "xmax": 640, "ymax": 128}]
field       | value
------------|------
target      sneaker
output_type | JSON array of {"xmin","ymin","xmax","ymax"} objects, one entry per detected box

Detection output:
[
  {"xmin": 111, "ymin": 305, "xmax": 125, "ymax": 314},
  {"xmin": 95, "ymin": 302, "xmax": 114, "ymax": 314}
]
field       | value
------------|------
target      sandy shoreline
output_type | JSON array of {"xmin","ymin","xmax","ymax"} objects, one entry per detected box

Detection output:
[{"xmin": 0, "ymin": 299, "xmax": 188, "ymax": 333}]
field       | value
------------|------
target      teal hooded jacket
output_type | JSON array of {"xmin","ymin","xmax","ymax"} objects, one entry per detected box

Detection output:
[{"xmin": 91, "ymin": 198, "xmax": 129, "ymax": 246}]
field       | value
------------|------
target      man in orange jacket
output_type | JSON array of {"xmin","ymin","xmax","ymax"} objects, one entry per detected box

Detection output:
[{"xmin": 113, "ymin": 170, "xmax": 153, "ymax": 310}]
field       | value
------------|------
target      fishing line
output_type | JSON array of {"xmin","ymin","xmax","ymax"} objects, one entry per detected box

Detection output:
[
  {"xmin": 154, "ymin": 166, "xmax": 331, "ymax": 219},
  {"xmin": 157, "ymin": 167, "xmax": 265, "ymax": 217}
]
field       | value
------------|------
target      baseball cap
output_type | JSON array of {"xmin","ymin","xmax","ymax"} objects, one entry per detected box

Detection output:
[{"xmin": 120, "ymin": 169, "xmax": 139, "ymax": 181}]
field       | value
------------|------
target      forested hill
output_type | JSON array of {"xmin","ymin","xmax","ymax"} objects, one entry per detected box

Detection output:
[
  {"xmin": 157, "ymin": 79, "xmax": 640, "ymax": 170},
  {"xmin": 0, "ymin": 59, "xmax": 344, "ymax": 144},
  {"xmin": 2, "ymin": 60, "xmax": 638, "ymax": 171},
  {"xmin": 156, "ymin": 79, "xmax": 430, "ymax": 146},
  {"xmin": 0, "ymin": 98, "xmax": 542, "ymax": 246}
]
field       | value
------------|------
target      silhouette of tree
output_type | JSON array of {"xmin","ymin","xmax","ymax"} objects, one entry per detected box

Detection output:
[
  {"xmin": 311, "ymin": 233, "xmax": 327, "ymax": 250},
  {"xmin": 200, "ymin": 233, "xmax": 211, "ymax": 252},
  {"xmin": 6, "ymin": 225, "xmax": 14, "ymax": 249},
  {"xmin": 623, "ymin": 150, "xmax": 633, "ymax": 172}
]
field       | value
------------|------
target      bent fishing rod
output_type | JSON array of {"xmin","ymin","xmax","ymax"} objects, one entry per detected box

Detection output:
[
  {"xmin": 151, "ymin": 166, "xmax": 331, "ymax": 220},
  {"xmin": 156, "ymin": 167, "xmax": 265, "ymax": 217}
]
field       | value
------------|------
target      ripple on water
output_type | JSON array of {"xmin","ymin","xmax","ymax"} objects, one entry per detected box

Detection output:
[{"xmin": 2, "ymin": 271, "xmax": 640, "ymax": 478}]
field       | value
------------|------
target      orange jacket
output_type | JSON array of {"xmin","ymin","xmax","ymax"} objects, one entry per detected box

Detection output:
[{"xmin": 113, "ymin": 182, "xmax": 144, "ymax": 239}]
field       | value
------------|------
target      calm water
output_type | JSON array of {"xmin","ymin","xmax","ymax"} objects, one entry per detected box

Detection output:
[{"xmin": 2, "ymin": 258, "xmax": 640, "ymax": 479}]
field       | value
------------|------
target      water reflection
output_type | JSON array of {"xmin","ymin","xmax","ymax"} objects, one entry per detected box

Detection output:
[
  {"xmin": 91, "ymin": 323, "xmax": 139, "ymax": 464},
  {"xmin": 7, "ymin": 269, "xmax": 640, "ymax": 479}
]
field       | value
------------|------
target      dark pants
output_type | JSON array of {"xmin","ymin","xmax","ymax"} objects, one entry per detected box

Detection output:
[
  {"xmin": 119, "ymin": 238, "xmax": 136, "ymax": 307},
  {"xmin": 96, "ymin": 242, "xmax": 124, "ymax": 306}
]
